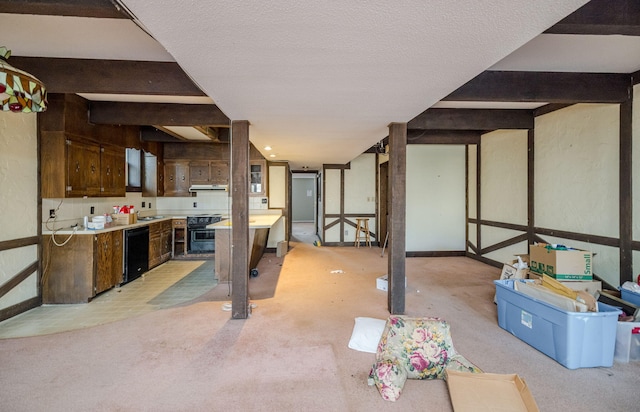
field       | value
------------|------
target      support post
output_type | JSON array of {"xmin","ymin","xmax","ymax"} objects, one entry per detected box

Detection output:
[
  {"xmin": 231, "ymin": 120, "xmax": 250, "ymax": 319},
  {"xmin": 388, "ymin": 122, "xmax": 407, "ymax": 314}
]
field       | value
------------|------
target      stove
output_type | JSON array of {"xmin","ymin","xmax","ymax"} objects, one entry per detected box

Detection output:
[{"xmin": 187, "ymin": 214, "xmax": 222, "ymax": 253}]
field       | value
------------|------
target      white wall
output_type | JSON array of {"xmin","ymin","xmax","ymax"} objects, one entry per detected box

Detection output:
[
  {"xmin": 0, "ymin": 112, "xmax": 38, "ymax": 310},
  {"xmin": 406, "ymin": 145, "xmax": 466, "ymax": 251},
  {"xmin": 535, "ymin": 104, "xmax": 620, "ymax": 286},
  {"xmin": 480, "ymin": 129, "xmax": 529, "ymax": 263}
]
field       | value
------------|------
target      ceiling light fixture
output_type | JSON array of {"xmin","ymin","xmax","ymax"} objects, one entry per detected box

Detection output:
[
  {"xmin": 264, "ymin": 146, "xmax": 272, "ymax": 151},
  {"xmin": 269, "ymin": 154, "xmax": 276, "ymax": 158},
  {"xmin": 0, "ymin": 46, "xmax": 47, "ymax": 113}
]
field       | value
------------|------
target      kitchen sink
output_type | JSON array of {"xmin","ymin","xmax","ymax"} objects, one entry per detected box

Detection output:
[{"xmin": 138, "ymin": 215, "xmax": 165, "ymax": 221}]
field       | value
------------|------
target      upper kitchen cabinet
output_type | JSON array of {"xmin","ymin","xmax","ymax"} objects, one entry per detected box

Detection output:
[
  {"xmin": 250, "ymin": 160, "xmax": 266, "ymax": 196},
  {"xmin": 189, "ymin": 160, "xmax": 229, "ymax": 186},
  {"xmin": 65, "ymin": 138, "xmax": 101, "ymax": 197},
  {"xmin": 41, "ymin": 134, "xmax": 126, "ymax": 198},
  {"xmin": 100, "ymin": 145, "xmax": 126, "ymax": 197},
  {"xmin": 164, "ymin": 160, "xmax": 191, "ymax": 197},
  {"xmin": 143, "ymin": 150, "xmax": 165, "ymax": 197},
  {"xmin": 39, "ymin": 94, "xmax": 133, "ymax": 198}
]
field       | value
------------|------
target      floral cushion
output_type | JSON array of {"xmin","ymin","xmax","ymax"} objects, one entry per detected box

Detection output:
[{"xmin": 369, "ymin": 315, "xmax": 482, "ymax": 401}]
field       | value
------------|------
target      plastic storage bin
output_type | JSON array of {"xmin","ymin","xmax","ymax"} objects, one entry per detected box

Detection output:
[
  {"xmin": 620, "ymin": 288, "xmax": 640, "ymax": 306},
  {"xmin": 494, "ymin": 279, "xmax": 621, "ymax": 369},
  {"xmin": 614, "ymin": 322, "xmax": 640, "ymax": 363}
]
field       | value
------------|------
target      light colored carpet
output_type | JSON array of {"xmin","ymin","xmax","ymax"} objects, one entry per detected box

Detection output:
[{"xmin": 0, "ymin": 241, "xmax": 638, "ymax": 411}]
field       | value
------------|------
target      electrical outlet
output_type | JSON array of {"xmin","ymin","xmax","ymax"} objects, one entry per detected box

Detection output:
[
  {"xmin": 142, "ymin": 201, "xmax": 146, "ymax": 208},
  {"xmin": 90, "ymin": 206, "xmax": 95, "ymax": 214},
  {"xmin": 193, "ymin": 202, "xmax": 197, "ymax": 208},
  {"xmin": 345, "ymin": 230, "xmax": 349, "ymax": 236},
  {"xmin": 149, "ymin": 202, "xmax": 152, "ymax": 209},
  {"xmin": 49, "ymin": 209, "xmax": 56, "ymax": 219}
]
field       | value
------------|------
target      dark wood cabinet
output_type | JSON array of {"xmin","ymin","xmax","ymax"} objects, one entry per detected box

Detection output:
[
  {"xmin": 149, "ymin": 220, "xmax": 173, "ymax": 269},
  {"xmin": 189, "ymin": 160, "xmax": 229, "ymax": 185},
  {"xmin": 66, "ymin": 139, "xmax": 101, "ymax": 197},
  {"xmin": 172, "ymin": 218, "xmax": 187, "ymax": 257},
  {"xmin": 164, "ymin": 160, "xmax": 190, "ymax": 196},
  {"xmin": 43, "ymin": 229, "xmax": 123, "ymax": 303},
  {"xmin": 250, "ymin": 160, "xmax": 266, "ymax": 196},
  {"xmin": 100, "ymin": 145, "xmax": 126, "ymax": 197},
  {"xmin": 41, "ymin": 134, "xmax": 127, "ymax": 198},
  {"xmin": 210, "ymin": 161, "xmax": 230, "ymax": 185},
  {"xmin": 95, "ymin": 231, "xmax": 124, "ymax": 295}
]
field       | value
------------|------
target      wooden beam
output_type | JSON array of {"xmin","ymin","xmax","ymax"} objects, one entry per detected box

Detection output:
[
  {"xmin": 231, "ymin": 120, "xmax": 250, "ymax": 319},
  {"xmin": 620, "ymin": 98, "xmax": 633, "ymax": 283},
  {"xmin": 409, "ymin": 108, "xmax": 533, "ymax": 130},
  {"xmin": 0, "ymin": 0, "xmax": 128, "ymax": 18},
  {"xmin": 407, "ymin": 130, "xmax": 481, "ymax": 145},
  {"xmin": 388, "ymin": 122, "xmax": 406, "ymax": 315},
  {"xmin": 10, "ymin": 57, "xmax": 205, "ymax": 96},
  {"xmin": 444, "ymin": 71, "xmax": 631, "ymax": 104},
  {"xmin": 545, "ymin": 0, "xmax": 640, "ymax": 36},
  {"xmin": 90, "ymin": 102, "xmax": 229, "ymax": 126}
]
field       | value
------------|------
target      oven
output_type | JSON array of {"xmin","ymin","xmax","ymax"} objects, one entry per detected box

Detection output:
[{"xmin": 187, "ymin": 214, "xmax": 222, "ymax": 254}]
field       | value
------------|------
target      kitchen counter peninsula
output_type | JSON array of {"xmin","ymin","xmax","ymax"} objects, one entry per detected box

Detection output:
[{"xmin": 208, "ymin": 214, "xmax": 282, "ymax": 282}]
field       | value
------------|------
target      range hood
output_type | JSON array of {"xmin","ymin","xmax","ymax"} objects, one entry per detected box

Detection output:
[{"xmin": 189, "ymin": 184, "xmax": 228, "ymax": 192}]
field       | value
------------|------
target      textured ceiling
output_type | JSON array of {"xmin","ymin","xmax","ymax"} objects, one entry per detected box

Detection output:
[{"xmin": 120, "ymin": 1, "xmax": 588, "ymax": 168}]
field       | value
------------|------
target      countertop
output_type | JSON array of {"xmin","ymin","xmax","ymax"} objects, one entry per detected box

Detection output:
[
  {"xmin": 43, "ymin": 216, "xmax": 177, "ymax": 235},
  {"xmin": 207, "ymin": 214, "xmax": 282, "ymax": 230}
]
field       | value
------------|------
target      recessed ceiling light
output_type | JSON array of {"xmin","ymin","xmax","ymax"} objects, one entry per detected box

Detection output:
[
  {"xmin": 269, "ymin": 154, "xmax": 276, "ymax": 158},
  {"xmin": 264, "ymin": 146, "xmax": 272, "ymax": 151}
]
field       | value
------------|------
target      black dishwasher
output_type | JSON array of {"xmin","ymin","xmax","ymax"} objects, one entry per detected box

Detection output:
[{"xmin": 123, "ymin": 226, "xmax": 149, "ymax": 284}]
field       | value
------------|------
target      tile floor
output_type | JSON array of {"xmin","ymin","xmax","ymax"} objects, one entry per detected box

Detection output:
[{"xmin": 0, "ymin": 259, "xmax": 216, "ymax": 339}]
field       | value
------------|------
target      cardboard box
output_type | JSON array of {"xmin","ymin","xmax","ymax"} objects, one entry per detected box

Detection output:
[
  {"xmin": 494, "ymin": 279, "xmax": 620, "ymax": 369},
  {"xmin": 529, "ymin": 243, "xmax": 593, "ymax": 281},
  {"xmin": 276, "ymin": 241, "xmax": 288, "ymax": 257},
  {"xmin": 376, "ymin": 275, "xmax": 406, "ymax": 291},
  {"xmin": 527, "ymin": 273, "xmax": 601, "ymax": 296},
  {"xmin": 445, "ymin": 370, "xmax": 539, "ymax": 412},
  {"xmin": 500, "ymin": 261, "xmax": 528, "ymax": 281},
  {"xmin": 111, "ymin": 213, "xmax": 136, "ymax": 225}
]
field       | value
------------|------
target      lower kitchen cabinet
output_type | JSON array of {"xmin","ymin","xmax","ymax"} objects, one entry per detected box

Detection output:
[
  {"xmin": 43, "ymin": 230, "xmax": 124, "ymax": 304},
  {"xmin": 148, "ymin": 220, "xmax": 173, "ymax": 269}
]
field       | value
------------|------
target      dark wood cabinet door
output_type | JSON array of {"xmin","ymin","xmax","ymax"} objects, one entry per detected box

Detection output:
[
  {"xmin": 210, "ymin": 161, "xmax": 229, "ymax": 185},
  {"xmin": 189, "ymin": 161, "xmax": 211, "ymax": 184},
  {"xmin": 95, "ymin": 233, "xmax": 113, "ymax": 295},
  {"xmin": 66, "ymin": 139, "xmax": 101, "ymax": 197},
  {"xmin": 101, "ymin": 145, "xmax": 126, "ymax": 197},
  {"xmin": 111, "ymin": 230, "xmax": 123, "ymax": 286},
  {"xmin": 164, "ymin": 160, "xmax": 190, "ymax": 196},
  {"xmin": 148, "ymin": 222, "xmax": 162, "ymax": 268}
]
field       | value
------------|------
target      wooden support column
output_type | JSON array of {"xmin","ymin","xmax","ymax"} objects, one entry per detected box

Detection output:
[
  {"xmin": 619, "ymin": 98, "xmax": 633, "ymax": 284},
  {"xmin": 231, "ymin": 120, "xmax": 250, "ymax": 319},
  {"xmin": 527, "ymin": 129, "xmax": 535, "ymax": 247},
  {"xmin": 388, "ymin": 122, "xmax": 406, "ymax": 314}
]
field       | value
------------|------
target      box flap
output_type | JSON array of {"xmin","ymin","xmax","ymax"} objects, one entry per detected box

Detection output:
[{"xmin": 446, "ymin": 370, "xmax": 539, "ymax": 412}]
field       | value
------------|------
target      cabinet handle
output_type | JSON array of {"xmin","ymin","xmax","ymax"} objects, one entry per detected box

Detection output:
[
  {"xmin": 106, "ymin": 166, "xmax": 111, "ymax": 176},
  {"xmin": 75, "ymin": 161, "xmax": 80, "ymax": 172},
  {"xmin": 91, "ymin": 164, "xmax": 96, "ymax": 173},
  {"xmin": 181, "ymin": 175, "xmax": 185, "ymax": 181},
  {"xmin": 169, "ymin": 174, "xmax": 174, "ymax": 182}
]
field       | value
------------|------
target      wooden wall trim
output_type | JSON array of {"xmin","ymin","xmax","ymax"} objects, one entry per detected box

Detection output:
[
  {"xmin": 0, "ymin": 261, "xmax": 38, "ymax": 300},
  {"xmin": 406, "ymin": 251, "xmax": 466, "ymax": 258},
  {"xmin": 0, "ymin": 236, "xmax": 39, "ymax": 252},
  {"xmin": 0, "ymin": 297, "xmax": 41, "ymax": 323}
]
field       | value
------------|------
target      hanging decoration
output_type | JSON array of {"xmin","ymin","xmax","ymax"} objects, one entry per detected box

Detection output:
[{"xmin": 0, "ymin": 46, "xmax": 47, "ymax": 113}]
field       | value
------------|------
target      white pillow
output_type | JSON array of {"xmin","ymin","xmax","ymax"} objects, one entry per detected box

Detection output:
[{"xmin": 348, "ymin": 317, "xmax": 386, "ymax": 353}]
